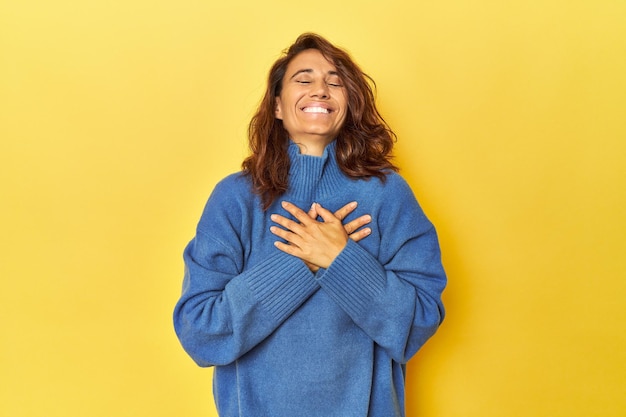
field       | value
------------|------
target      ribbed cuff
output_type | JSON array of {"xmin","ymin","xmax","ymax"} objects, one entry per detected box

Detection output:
[
  {"xmin": 317, "ymin": 240, "xmax": 385, "ymax": 317},
  {"xmin": 245, "ymin": 253, "xmax": 320, "ymax": 323}
]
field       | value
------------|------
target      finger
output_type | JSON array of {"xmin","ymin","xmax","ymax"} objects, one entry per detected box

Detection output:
[
  {"xmin": 269, "ymin": 224, "xmax": 290, "ymax": 241},
  {"xmin": 344, "ymin": 214, "xmax": 372, "ymax": 234},
  {"xmin": 273, "ymin": 240, "xmax": 300, "ymax": 257},
  {"xmin": 349, "ymin": 227, "xmax": 372, "ymax": 242},
  {"xmin": 270, "ymin": 225, "xmax": 303, "ymax": 247},
  {"xmin": 281, "ymin": 201, "xmax": 314, "ymax": 225},
  {"xmin": 307, "ymin": 203, "xmax": 318, "ymax": 220},
  {"xmin": 313, "ymin": 203, "xmax": 342, "ymax": 225},
  {"xmin": 333, "ymin": 201, "xmax": 358, "ymax": 221},
  {"xmin": 270, "ymin": 214, "xmax": 305, "ymax": 235}
]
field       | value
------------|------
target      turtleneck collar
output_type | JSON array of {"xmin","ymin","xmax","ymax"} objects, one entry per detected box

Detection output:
[{"xmin": 286, "ymin": 140, "xmax": 346, "ymax": 202}]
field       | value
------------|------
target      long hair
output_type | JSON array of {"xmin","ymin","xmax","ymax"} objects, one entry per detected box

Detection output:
[{"xmin": 242, "ymin": 33, "xmax": 398, "ymax": 210}]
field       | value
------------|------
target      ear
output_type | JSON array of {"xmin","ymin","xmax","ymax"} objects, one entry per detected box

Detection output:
[{"xmin": 275, "ymin": 97, "xmax": 283, "ymax": 120}]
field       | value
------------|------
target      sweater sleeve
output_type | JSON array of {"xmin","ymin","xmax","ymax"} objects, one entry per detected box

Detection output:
[
  {"xmin": 315, "ymin": 177, "xmax": 446, "ymax": 363},
  {"xmin": 173, "ymin": 178, "xmax": 319, "ymax": 367}
]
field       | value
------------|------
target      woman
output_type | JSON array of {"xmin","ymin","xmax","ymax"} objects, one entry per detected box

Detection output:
[{"xmin": 174, "ymin": 33, "xmax": 446, "ymax": 417}]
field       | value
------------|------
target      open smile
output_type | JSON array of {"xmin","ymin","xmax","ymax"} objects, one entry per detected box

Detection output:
[{"xmin": 301, "ymin": 106, "xmax": 332, "ymax": 114}]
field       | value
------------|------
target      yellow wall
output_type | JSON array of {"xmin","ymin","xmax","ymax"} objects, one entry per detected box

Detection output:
[{"xmin": 1, "ymin": 1, "xmax": 624, "ymax": 416}]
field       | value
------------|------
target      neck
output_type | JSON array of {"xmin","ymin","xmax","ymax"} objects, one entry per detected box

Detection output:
[
  {"xmin": 286, "ymin": 140, "xmax": 344, "ymax": 202},
  {"xmin": 291, "ymin": 137, "xmax": 334, "ymax": 156}
]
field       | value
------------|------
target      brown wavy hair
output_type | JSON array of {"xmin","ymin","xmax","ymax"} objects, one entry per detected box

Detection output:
[{"xmin": 242, "ymin": 33, "xmax": 398, "ymax": 210}]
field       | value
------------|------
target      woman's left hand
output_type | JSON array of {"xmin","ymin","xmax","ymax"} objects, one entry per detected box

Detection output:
[{"xmin": 270, "ymin": 201, "xmax": 369, "ymax": 270}]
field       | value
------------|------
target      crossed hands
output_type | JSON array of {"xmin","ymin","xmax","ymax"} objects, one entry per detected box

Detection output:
[{"xmin": 270, "ymin": 201, "xmax": 372, "ymax": 272}]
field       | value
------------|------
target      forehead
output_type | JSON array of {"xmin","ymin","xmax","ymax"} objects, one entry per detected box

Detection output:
[{"xmin": 285, "ymin": 49, "xmax": 338, "ymax": 76}]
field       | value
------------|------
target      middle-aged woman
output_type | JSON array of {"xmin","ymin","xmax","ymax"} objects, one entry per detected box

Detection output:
[{"xmin": 174, "ymin": 33, "xmax": 447, "ymax": 417}]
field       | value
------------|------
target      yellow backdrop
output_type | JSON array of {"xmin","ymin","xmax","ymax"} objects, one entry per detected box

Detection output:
[{"xmin": 1, "ymin": 1, "xmax": 624, "ymax": 416}]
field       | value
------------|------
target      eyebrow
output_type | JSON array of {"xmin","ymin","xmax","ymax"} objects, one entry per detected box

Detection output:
[{"xmin": 289, "ymin": 69, "xmax": 340, "ymax": 79}]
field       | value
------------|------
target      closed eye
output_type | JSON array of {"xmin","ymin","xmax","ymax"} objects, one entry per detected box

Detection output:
[{"xmin": 326, "ymin": 75, "xmax": 343, "ymax": 87}]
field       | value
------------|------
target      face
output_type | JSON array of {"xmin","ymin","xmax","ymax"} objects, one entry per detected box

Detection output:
[{"xmin": 275, "ymin": 49, "xmax": 348, "ymax": 154}]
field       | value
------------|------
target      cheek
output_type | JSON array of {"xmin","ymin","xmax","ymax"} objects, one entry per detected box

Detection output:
[
  {"xmin": 338, "ymin": 102, "xmax": 349, "ymax": 122},
  {"xmin": 337, "ymin": 93, "xmax": 348, "ymax": 115},
  {"xmin": 341, "ymin": 91, "xmax": 350, "ymax": 117}
]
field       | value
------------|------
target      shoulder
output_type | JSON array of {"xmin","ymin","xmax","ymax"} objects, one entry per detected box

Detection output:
[
  {"xmin": 206, "ymin": 172, "xmax": 254, "ymax": 203},
  {"xmin": 346, "ymin": 171, "xmax": 419, "ymax": 209},
  {"xmin": 382, "ymin": 171, "xmax": 414, "ymax": 194},
  {"xmin": 198, "ymin": 172, "xmax": 258, "ymax": 226},
  {"xmin": 361, "ymin": 171, "xmax": 417, "ymax": 203},
  {"xmin": 212, "ymin": 172, "xmax": 251, "ymax": 194},
  {"xmin": 371, "ymin": 172, "xmax": 433, "ymax": 230}
]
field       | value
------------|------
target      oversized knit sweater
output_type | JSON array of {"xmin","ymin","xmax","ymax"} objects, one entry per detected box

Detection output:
[{"xmin": 173, "ymin": 141, "xmax": 446, "ymax": 417}]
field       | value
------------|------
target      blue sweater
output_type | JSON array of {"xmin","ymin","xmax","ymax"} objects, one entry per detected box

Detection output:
[{"xmin": 174, "ymin": 141, "xmax": 446, "ymax": 417}]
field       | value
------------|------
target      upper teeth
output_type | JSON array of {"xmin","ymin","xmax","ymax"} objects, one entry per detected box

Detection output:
[{"xmin": 303, "ymin": 107, "xmax": 330, "ymax": 113}]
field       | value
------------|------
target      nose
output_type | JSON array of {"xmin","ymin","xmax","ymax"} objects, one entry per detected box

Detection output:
[{"xmin": 309, "ymin": 80, "xmax": 329, "ymax": 99}]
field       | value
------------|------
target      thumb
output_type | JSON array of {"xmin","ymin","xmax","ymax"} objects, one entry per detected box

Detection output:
[
  {"xmin": 307, "ymin": 202, "xmax": 318, "ymax": 219},
  {"xmin": 313, "ymin": 203, "xmax": 338, "ymax": 223}
]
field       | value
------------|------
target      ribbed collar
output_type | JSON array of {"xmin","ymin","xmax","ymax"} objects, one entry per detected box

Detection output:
[{"xmin": 286, "ymin": 140, "xmax": 346, "ymax": 202}]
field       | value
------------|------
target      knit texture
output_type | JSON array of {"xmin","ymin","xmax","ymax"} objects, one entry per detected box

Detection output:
[{"xmin": 174, "ymin": 141, "xmax": 446, "ymax": 417}]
